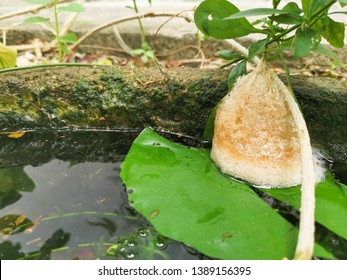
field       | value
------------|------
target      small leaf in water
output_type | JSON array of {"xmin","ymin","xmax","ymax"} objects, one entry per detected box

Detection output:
[
  {"xmin": 7, "ymin": 131, "xmax": 26, "ymax": 139},
  {"xmin": 0, "ymin": 215, "xmax": 34, "ymax": 235}
]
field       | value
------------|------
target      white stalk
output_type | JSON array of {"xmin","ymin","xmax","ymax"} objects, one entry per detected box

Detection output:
[{"xmin": 225, "ymin": 39, "xmax": 315, "ymax": 259}]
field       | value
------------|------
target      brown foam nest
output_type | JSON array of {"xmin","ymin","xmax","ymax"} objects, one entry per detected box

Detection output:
[{"xmin": 211, "ymin": 62, "xmax": 302, "ymax": 187}]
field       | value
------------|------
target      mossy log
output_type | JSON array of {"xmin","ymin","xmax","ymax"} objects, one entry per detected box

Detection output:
[{"xmin": 0, "ymin": 65, "xmax": 346, "ymax": 166}]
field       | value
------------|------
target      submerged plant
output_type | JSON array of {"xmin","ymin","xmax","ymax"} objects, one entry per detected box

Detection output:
[
  {"xmin": 23, "ymin": 0, "xmax": 85, "ymax": 62},
  {"xmin": 194, "ymin": 0, "xmax": 346, "ymax": 259}
]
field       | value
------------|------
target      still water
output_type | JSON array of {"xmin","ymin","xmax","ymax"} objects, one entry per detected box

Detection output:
[
  {"xmin": 0, "ymin": 130, "xmax": 207, "ymax": 260},
  {"xmin": 0, "ymin": 129, "xmax": 346, "ymax": 259}
]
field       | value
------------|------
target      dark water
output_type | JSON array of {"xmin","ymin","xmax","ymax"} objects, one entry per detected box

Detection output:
[
  {"xmin": 0, "ymin": 129, "xmax": 346, "ymax": 260},
  {"xmin": 0, "ymin": 129, "xmax": 208, "ymax": 260}
]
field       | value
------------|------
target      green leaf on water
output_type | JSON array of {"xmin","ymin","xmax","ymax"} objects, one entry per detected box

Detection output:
[
  {"xmin": 120, "ymin": 128, "xmax": 334, "ymax": 259},
  {"xmin": 194, "ymin": 0, "xmax": 258, "ymax": 39},
  {"xmin": 58, "ymin": 3, "xmax": 85, "ymax": 13},
  {"xmin": 263, "ymin": 173, "xmax": 347, "ymax": 240},
  {"xmin": 0, "ymin": 43, "xmax": 17, "ymax": 69}
]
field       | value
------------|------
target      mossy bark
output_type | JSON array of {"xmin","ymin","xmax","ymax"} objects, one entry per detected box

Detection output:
[{"xmin": 0, "ymin": 65, "xmax": 346, "ymax": 164}]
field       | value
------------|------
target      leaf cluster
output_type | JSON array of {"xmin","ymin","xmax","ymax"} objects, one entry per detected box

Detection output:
[
  {"xmin": 195, "ymin": 0, "xmax": 346, "ymax": 88},
  {"xmin": 23, "ymin": 0, "xmax": 85, "ymax": 61}
]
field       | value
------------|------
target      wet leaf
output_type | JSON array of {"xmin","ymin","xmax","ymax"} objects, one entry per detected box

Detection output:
[
  {"xmin": 0, "ymin": 214, "xmax": 34, "ymax": 235},
  {"xmin": 263, "ymin": 173, "xmax": 347, "ymax": 240},
  {"xmin": 120, "ymin": 128, "xmax": 333, "ymax": 259},
  {"xmin": 0, "ymin": 167, "xmax": 36, "ymax": 210}
]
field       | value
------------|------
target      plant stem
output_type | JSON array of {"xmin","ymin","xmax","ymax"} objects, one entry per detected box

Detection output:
[
  {"xmin": 275, "ymin": 42, "xmax": 315, "ymax": 260},
  {"xmin": 276, "ymin": 41, "xmax": 293, "ymax": 93},
  {"xmin": 52, "ymin": 0, "xmax": 63, "ymax": 62},
  {"xmin": 132, "ymin": 0, "xmax": 146, "ymax": 46},
  {"xmin": 267, "ymin": 0, "xmax": 335, "ymax": 47}
]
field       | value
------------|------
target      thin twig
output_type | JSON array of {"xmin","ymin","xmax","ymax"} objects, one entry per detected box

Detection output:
[
  {"xmin": 113, "ymin": 26, "xmax": 132, "ymax": 53},
  {"xmin": 0, "ymin": 0, "xmax": 72, "ymax": 21},
  {"xmin": 70, "ymin": 12, "xmax": 193, "ymax": 52},
  {"xmin": 154, "ymin": 10, "xmax": 194, "ymax": 39}
]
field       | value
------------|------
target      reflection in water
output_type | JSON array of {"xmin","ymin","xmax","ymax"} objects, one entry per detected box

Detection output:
[{"xmin": 0, "ymin": 159, "xmax": 204, "ymax": 260}]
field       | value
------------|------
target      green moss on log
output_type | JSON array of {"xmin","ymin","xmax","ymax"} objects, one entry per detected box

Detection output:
[{"xmin": 0, "ymin": 65, "xmax": 346, "ymax": 165}]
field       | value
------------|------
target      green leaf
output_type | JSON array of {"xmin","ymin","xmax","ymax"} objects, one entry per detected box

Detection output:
[
  {"xmin": 312, "ymin": 44, "xmax": 344, "ymax": 66},
  {"xmin": 58, "ymin": 3, "xmax": 85, "ymax": 13},
  {"xmin": 223, "ymin": 8, "xmax": 300, "ymax": 20},
  {"xmin": 58, "ymin": 32, "xmax": 78, "ymax": 44},
  {"xmin": 294, "ymin": 27, "xmax": 320, "ymax": 59},
  {"xmin": 129, "ymin": 48, "xmax": 146, "ymax": 55},
  {"xmin": 0, "ymin": 43, "xmax": 17, "ymax": 69},
  {"xmin": 301, "ymin": 0, "xmax": 312, "ymax": 19},
  {"xmin": 227, "ymin": 60, "xmax": 246, "ymax": 90},
  {"xmin": 203, "ymin": 100, "xmax": 222, "ymax": 139},
  {"xmin": 0, "ymin": 215, "xmax": 33, "ymax": 235},
  {"xmin": 0, "ymin": 167, "xmax": 35, "ymax": 209},
  {"xmin": 263, "ymin": 173, "xmax": 347, "ymax": 240},
  {"xmin": 339, "ymin": 1, "xmax": 347, "ymax": 7},
  {"xmin": 26, "ymin": 0, "xmax": 51, "ymax": 5},
  {"xmin": 216, "ymin": 50, "xmax": 243, "ymax": 61},
  {"xmin": 310, "ymin": 0, "xmax": 332, "ymax": 15},
  {"xmin": 120, "ymin": 128, "xmax": 334, "ymax": 259},
  {"xmin": 23, "ymin": 16, "xmax": 50, "ymax": 24},
  {"xmin": 120, "ymin": 129, "xmax": 298, "ymax": 260},
  {"xmin": 323, "ymin": 17, "xmax": 345, "ymax": 48},
  {"xmin": 283, "ymin": 2, "xmax": 303, "ymax": 15},
  {"xmin": 248, "ymin": 39, "xmax": 267, "ymax": 61},
  {"xmin": 194, "ymin": 0, "xmax": 257, "ymax": 39},
  {"xmin": 271, "ymin": 2, "xmax": 303, "ymax": 24}
]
